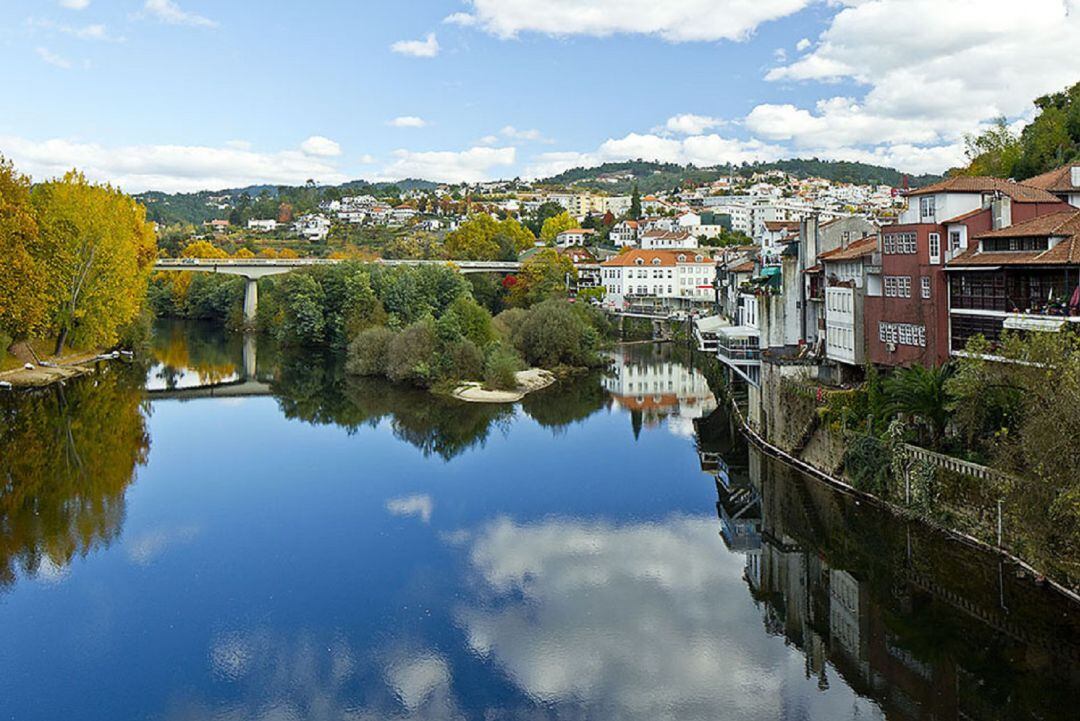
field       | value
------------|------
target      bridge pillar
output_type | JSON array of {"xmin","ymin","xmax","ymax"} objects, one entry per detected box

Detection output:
[
  {"xmin": 243, "ymin": 277, "xmax": 258, "ymax": 326},
  {"xmin": 242, "ymin": 333, "xmax": 257, "ymax": 380}
]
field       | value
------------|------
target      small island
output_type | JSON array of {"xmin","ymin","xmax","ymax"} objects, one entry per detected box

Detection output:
[{"xmin": 452, "ymin": 368, "xmax": 556, "ymax": 403}]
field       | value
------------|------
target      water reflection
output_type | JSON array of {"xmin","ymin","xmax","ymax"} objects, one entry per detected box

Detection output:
[
  {"xmin": 2, "ymin": 321, "xmax": 1079, "ymax": 721},
  {"xmin": 604, "ymin": 344, "xmax": 718, "ymax": 439},
  {"xmin": 717, "ymin": 433, "xmax": 1080, "ymax": 720},
  {"xmin": 0, "ymin": 364, "xmax": 150, "ymax": 589}
]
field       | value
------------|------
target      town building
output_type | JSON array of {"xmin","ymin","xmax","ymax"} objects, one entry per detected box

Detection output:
[
  {"xmin": 247, "ymin": 219, "xmax": 278, "ymax": 233},
  {"xmin": 640, "ymin": 230, "xmax": 697, "ymax": 250},
  {"xmin": 610, "ymin": 219, "xmax": 639, "ymax": 247},
  {"xmin": 555, "ymin": 228, "xmax": 596, "ymax": 248},
  {"xmin": 864, "ymin": 177, "xmax": 1068, "ymax": 367},
  {"xmin": 1023, "ymin": 164, "xmax": 1080, "ymax": 208},
  {"xmin": 945, "ymin": 209, "xmax": 1080, "ymax": 355},
  {"xmin": 599, "ymin": 248, "xmax": 715, "ymax": 310},
  {"xmin": 294, "ymin": 214, "xmax": 331, "ymax": 242}
]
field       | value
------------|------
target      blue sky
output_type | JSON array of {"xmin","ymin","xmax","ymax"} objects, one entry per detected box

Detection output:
[{"xmin": 1, "ymin": 1, "xmax": 1078, "ymax": 192}]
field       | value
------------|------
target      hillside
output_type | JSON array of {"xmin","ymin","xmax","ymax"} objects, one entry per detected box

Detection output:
[{"xmin": 539, "ymin": 159, "xmax": 942, "ymax": 194}]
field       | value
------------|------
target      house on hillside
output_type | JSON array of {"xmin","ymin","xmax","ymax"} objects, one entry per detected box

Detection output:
[
  {"xmin": 610, "ymin": 219, "xmax": 639, "ymax": 247},
  {"xmin": 555, "ymin": 228, "xmax": 595, "ymax": 248}
]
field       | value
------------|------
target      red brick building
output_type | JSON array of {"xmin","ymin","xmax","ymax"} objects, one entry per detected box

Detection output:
[{"xmin": 865, "ymin": 177, "xmax": 1068, "ymax": 367}]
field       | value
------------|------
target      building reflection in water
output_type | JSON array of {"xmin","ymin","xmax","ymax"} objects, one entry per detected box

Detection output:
[
  {"xmin": 604, "ymin": 344, "xmax": 718, "ymax": 438},
  {"xmin": 711, "ymin": 424, "xmax": 1080, "ymax": 720}
]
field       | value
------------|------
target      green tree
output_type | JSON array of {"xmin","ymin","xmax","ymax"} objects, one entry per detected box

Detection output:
[
  {"xmin": 33, "ymin": 171, "xmax": 157, "ymax": 354},
  {"xmin": 629, "ymin": 183, "xmax": 642, "ymax": 220},
  {"xmin": 445, "ymin": 214, "xmax": 535, "ymax": 260},
  {"xmin": 527, "ymin": 201, "xmax": 565, "ymax": 237},
  {"xmin": 958, "ymin": 117, "xmax": 1022, "ymax": 178},
  {"xmin": 884, "ymin": 364, "xmax": 955, "ymax": 449},
  {"xmin": 539, "ymin": 212, "xmax": 578, "ymax": 246}
]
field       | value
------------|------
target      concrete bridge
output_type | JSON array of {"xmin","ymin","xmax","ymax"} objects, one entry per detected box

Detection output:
[{"xmin": 153, "ymin": 258, "xmax": 526, "ymax": 322}]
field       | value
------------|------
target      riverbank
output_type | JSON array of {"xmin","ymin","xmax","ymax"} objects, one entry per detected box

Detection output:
[
  {"xmin": 720, "ymin": 382, "xmax": 1080, "ymax": 602},
  {"xmin": 0, "ymin": 342, "xmax": 114, "ymax": 388},
  {"xmin": 451, "ymin": 368, "xmax": 556, "ymax": 403}
]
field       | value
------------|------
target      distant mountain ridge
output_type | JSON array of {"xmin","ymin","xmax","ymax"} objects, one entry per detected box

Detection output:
[{"xmin": 538, "ymin": 159, "xmax": 943, "ymax": 194}]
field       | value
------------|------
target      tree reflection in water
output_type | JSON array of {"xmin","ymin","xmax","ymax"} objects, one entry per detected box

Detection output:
[{"xmin": 0, "ymin": 364, "xmax": 150, "ymax": 589}]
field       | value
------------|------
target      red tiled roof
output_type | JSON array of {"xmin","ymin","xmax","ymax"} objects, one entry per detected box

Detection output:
[
  {"xmin": 600, "ymin": 248, "xmax": 710, "ymax": 267},
  {"xmin": 948, "ymin": 210, "xmax": 1080, "ymax": 266},
  {"xmin": 819, "ymin": 235, "xmax": 878, "ymax": 262},
  {"xmin": 904, "ymin": 176, "xmax": 1061, "ymax": 204},
  {"xmin": 1023, "ymin": 164, "xmax": 1080, "ymax": 194},
  {"xmin": 729, "ymin": 261, "xmax": 755, "ymax": 273},
  {"xmin": 764, "ymin": 220, "xmax": 800, "ymax": 232}
]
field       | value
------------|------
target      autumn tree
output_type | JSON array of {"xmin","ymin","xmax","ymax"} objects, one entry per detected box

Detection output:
[
  {"xmin": 508, "ymin": 248, "xmax": 576, "ymax": 306},
  {"xmin": 539, "ymin": 212, "xmax": 578, "ymax": 246},
  {"xmin": 32, "ymin": 172, "xmax": 157, "ymax": 354},
  {"xmin": 0, "ymin": 156, "xmax": 49, "ymax": 341},
  {"xmin": 444, "ymin": 214, "xmax": 535, "ymax": 260}
]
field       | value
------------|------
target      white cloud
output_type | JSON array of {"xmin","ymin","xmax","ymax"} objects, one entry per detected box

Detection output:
[
  {"xmin": 526, "ymin": 131, "xmax": 784, "ymax": 178},
  {"xmin": 358, "ymin": 153, "xmax": 377, "ymax": 164},
  {"xmin": 389, "ymin": 116, "xmax": 429, "ymax": 128},
  {"xmin": 477, "ymin": 134, "xmax": 500, "ymax": 145},
  {"xmin": 35, "ymin": 46, "xmax": 73, "ymax": 69},
  {"xmin": 300, "ymin": 135, "xmax": 342, "ymax": 158},
  {"xmin": 391, "ymin": 32, "xmax": 441, "ymax": 58},
  {"xmin": 757, "ymin": 0, "xmax": 1080, "ymax": 171},
  {"xmin": 456, "ymin": 516, "xmax": 880, "ymax": 720},
  {"xmin": 378, "ymin": 146, "xmax": 516, "ymax": 183},
  {"xmin": 501, "ymin": 125, "xmax": 551, "ymax": 143},
  {"xmin": 27, "ymin": 18, "xmax": 123, "ymax": 42},
  {"xmin": 664, "ymin": 113, "xmax": 724, "ymax": 135},
  {"xmin": 386, "ymin": 494, "xmax": 434, "ymax": 524},
  {"xmin": 0, "ymin": 135, "xmax": 349, "ymax": 193},
  {"xmin": 446, "ymin": 0, "xmax": 814, "ymax": 42},
  {"xmin": 59, "ymin": 0, "xmax": 90, "ymax": 9},
  {"xmin": 795, "ymin": 37, "xmax": 811, "ymax": 51},
  {"xmin": 143, "ymin": 0, "xmax": 217, "ymax": 28}
]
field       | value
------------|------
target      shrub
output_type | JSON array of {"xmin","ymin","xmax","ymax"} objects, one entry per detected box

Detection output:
[
  {"xmin": 485, "ymin": 344, "xmax": 522, "ymax": 391},
  {"xmin": 386, "ymin": 320, "xmax": 437, "ymax": 386},
  {"xmin": 0, "ymin": 331, "xmax": 11, "ymax": 365},
  {"xmin": 514, "ymin": 299, "xmax": 600, "ymax": 368},
  {"xmin": 346, "ymin": 326, "xmax": 396, "ymax": 377},
  {"xmin": 441, "ymin": 339, "xmax": 485, "ymax": 381},
  {"xmin": 844, "ymin": 433, "xmax": 893, "ymax": 498},
  {"xmin": 493, "ymin": 308, "xmax": 528, "ymax": 345}
]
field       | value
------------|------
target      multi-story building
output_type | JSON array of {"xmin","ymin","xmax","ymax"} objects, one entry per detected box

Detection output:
[
  {"xmin": 864, "ymin": 177, "xmax": 1068, "ymax": 367},
  {"xmin": 946, "ymin": 209, "xmax": 1080, "ymax": 355},
  {"xmin": 599, "ymin": 248, "xmax": 715, "ymax": 309},
  {"xmin": 555, "ymin": 228, "xmax": 595, "ymax": 248},
  {"xmin": 247, "ymin": 219, "xmax": 278, "ymax": 232},
  {"xmin": 640, "ymin": 230, "xmax": 697, "ymax": 250},
  {"xmin": 610, "ymin": 220, "xmax": 639, "ymax": 247},
  {"xmin": 817, "ymin": 235, "xmax": 878, "ymax": 372}
]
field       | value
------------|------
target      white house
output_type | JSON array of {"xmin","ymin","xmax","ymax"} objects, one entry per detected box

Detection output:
[
  {"xmin": 555, "ymin": 228, "xmax": 595, "ymax": 248},
  {"xmin": 610, "ymin": 220, "xmax": 639, "ymax": 247},
  {"xmin": 640, "ymin": 230, "xmax": 698, "ymax": 250},
  {"xmin": 247, "ymin": 219, "xmax": 279, "ymax": 233},
  {"xmin": 599, "ymin": 248, "xmax": 715, "ymax": 309},
  {"xmin": 295, "ymin": 214, "xmax": 331, "ymax": 242}
]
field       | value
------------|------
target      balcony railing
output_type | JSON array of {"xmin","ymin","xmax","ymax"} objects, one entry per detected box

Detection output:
[{"xmin": 717, "ymin": 344, "xmax": 762, "ymax": 363}]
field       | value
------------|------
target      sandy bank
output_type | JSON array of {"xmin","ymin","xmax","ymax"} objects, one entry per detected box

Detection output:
[{"xmin": 451, "ymin": 368, "xmax": 557, "ymax": 403}]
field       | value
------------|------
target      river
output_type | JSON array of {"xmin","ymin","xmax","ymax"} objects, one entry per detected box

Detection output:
[{"xmin": 1, "ymin": 320, "xmax": 1078, "ymax": 720}]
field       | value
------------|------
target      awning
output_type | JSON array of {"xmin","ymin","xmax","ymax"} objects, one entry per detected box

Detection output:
[
  {"xmin": 1003, "ymin": 315, "xmax": 1066, "ymax": 333},
  {"xmin": 695, "ymin": 315, "xmax": 730, "ymax": 333},
  {"xmin": 718, "ymin": 325, "xmax": 760, "ymax": 340}
]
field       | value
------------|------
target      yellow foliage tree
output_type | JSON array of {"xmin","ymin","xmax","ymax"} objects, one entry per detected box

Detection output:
[
  {"xmin": 181, "ymin": 240, "xmax": 229, "ymax": 259},
  {"xmin": 33, "ymin": 171, "xmax": 157, "ymax": 354},
  {"xmin": 540, "ymin": 212, "xmax": 578, "ymax": 246},
  {"xmin": 0, "ymin": 156, "xmax": 49, "ymax": 340},
  {"xmin": 233, "ymin": 248, "xmax": 256, "ymax": 259}
]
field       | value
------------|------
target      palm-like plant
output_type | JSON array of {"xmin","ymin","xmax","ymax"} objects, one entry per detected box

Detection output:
[{"xmin": 884, "ymin": 364, "xmax": 955, "ymax": 448}]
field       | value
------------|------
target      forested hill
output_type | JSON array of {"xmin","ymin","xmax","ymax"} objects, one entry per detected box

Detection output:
[
  {"xmin": 134, "ymin": 178, "xmax": 439, "ymax": 225},
  {"xmin": 540, "ymin": 160, "xmax": 943, "ymax": 194}
]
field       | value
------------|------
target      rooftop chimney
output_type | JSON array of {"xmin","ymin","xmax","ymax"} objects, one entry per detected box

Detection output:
[{"xmin": 1071, "ymin": 165, "xmax": 1080, "ymax": 188}]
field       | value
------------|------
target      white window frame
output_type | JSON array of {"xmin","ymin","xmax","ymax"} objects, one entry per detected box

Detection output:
[
  {"xmin": 928, "ymin": 232, "xmax": 941, "ymax": 265},
  {"xmin": 921, "ymin": 276, "xmax": 931, "ymax": 299}
]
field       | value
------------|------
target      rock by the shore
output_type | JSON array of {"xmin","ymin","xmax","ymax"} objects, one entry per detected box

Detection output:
[{"xmin": 451, "ymin": 368, "xmax": 556, "ymax": 404}]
